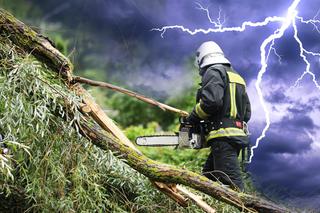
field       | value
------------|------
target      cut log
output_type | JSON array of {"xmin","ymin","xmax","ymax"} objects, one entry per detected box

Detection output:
[
  {"xmin": 0, "ymin": 8, "xmax": 292, "ymax": 213},
  {"xmin": 152, "ymin": 181, "xmax": 188, "ymax": 207},
  {"xmin": 72, "ymin": 84, "xmax": 139, "ymax": 152},
  {"xmin": 177, "ymin": 185, "xmax": 216, "ymax": 213}
]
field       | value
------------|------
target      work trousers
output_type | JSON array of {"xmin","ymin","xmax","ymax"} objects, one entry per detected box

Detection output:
[{"xmin": 202, "ymin": 139, "xmax": 244, "ymax": 191}]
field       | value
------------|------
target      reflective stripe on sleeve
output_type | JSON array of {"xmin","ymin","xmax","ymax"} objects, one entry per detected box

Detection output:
[
  {"xmin": 206, "ymin": 127, "xmax": 246, "ymax": 141},
  {"xmin": 195, "ymin": 102, "xmax": 209, "ymax": 119}
]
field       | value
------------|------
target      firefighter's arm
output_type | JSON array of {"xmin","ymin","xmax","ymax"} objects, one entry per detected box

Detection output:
[
  {"xmin": 186, "ymin": 68, "xmax": 225, "ymax": 123},
  {"xmin": 244, "ymin": 92, "xmax": 251, "ymax": 122}
]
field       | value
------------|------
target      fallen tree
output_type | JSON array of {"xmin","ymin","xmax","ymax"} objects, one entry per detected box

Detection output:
[{"xmin": 0, "ymin": 8, "xmax": 291, "ymax": 213}]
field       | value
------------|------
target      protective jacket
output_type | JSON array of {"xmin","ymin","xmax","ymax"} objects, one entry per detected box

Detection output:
[{"xmin": 188, "ymin": 64, "xmax": 251, "ymax": 145}]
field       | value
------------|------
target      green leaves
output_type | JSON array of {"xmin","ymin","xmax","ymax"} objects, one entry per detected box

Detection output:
[
  {"xmin": 0, "ymin": 35, "xmax": 183, "ymax": 212},
  {"xmin": 0, "ymin": 36, "xmax": 123, "ymax": 211}
]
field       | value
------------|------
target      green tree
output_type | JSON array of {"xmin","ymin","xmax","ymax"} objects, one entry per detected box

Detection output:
[
  {"xmin": 106, "ymin": 60, "xmax": 200, "ymax": 130},
  {"xmin": 0, "ymin": 0, "xmax": 38, "ymax": 19}
]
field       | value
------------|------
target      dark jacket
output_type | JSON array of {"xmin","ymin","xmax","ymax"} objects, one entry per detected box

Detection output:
[{"xmin": 188, "ymin": 64, "xmax": 251, "ymax": 144}]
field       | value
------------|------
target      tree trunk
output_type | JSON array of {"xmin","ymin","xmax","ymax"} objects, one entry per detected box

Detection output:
[
  {"xmin": 78, "ymin": 122, "xmax": 287, "ymax": 213},
  {"xmin": 0, "ymin": 8, "xmax": 291, "ymax": 213}
]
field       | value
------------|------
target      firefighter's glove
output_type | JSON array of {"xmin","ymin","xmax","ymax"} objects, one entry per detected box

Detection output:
[{"xmin": 185, "ymin": 110, "xmax": 201, "ymax": 124}]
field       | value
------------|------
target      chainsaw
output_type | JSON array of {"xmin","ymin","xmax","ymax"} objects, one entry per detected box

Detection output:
[
  {"xmin": 136, "ymin": 119, "xmax": 252, "ymax": 172},
  {"xmin": 135, "ymin": 119, "xmax": 208, "ymax": 149}
]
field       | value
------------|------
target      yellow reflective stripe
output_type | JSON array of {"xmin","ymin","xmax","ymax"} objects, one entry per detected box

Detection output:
[
  {"xmin": 229, "ymin": 83, "xmax": 237, "ymax": 119},
  {"xmin": 227, "ymin": 72, "xmax": 246, "ymax": 86},
  {"xmin": 206, "ymin": 127, "xmax": 246, "ymax": 141},
  {"xmin": 195, "ymin": 102, "xmax": 209, "ymax": 119}
]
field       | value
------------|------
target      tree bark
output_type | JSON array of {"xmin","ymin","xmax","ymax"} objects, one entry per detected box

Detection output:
[
  {"xmin": 0, "ymin": 8, "xmax": 291, "ymax": 213},
  {"xmin": 0, "ymin": 8, "xmax": 73, "ymax": 82}
]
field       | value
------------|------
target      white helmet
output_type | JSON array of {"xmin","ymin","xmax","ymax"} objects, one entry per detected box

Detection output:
[{"xmin": 195, "ymin": 41, "xmax": 230, "ymax": 68}]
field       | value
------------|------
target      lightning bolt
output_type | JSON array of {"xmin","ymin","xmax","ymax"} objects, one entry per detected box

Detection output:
[{"xmin": 152, "ymin": 0, "xmax": 320, "ymax": 163}]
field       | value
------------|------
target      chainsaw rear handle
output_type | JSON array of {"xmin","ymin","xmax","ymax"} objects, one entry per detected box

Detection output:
[
  {"xmin": 179, "ymin": 116, "xmax": 187, "ymax": 124},
  {"xmin": 179, "ymin": 117, "xmax": 194, "ymax": 132}
]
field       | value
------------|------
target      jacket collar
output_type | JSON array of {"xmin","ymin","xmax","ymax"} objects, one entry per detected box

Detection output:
[{"xmin": 199, "ymin": 63, "xmax": 231, "ymax": 76}]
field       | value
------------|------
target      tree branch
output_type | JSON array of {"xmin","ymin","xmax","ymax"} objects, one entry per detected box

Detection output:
[{"xmin": 72, "ymin": 76, "xmax": 189, "ymax": 116}]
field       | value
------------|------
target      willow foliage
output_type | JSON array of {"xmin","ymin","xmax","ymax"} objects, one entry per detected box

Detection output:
[{"xmin": 0, "ymin": 35, "xmax": 188, "ymax": 212}]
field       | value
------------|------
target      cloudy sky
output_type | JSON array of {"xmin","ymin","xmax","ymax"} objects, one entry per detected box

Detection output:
[{"xmin": 30, "ymin": 0, "xmax": 320, "ymax": 209}]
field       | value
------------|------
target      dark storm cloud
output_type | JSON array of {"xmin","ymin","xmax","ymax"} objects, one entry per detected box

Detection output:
[
  {"xmin": 259, "ymin": 127, "xmax": 312, "ymax": 154},
  {"xmin": 251, "ymin": 148, "xmax": 320, "ymax": 208},
  {"xmin": 32, "ymin": 0, "xmax": 320, "ymax": 85},
  {"xmin": 288, "ymin": 102, "xmax": 316, "ymax": 115},
  {"xmin": 250, "ymin": 112, "xmax": 314, "ymax": 159},
  {"xmin": 250, "ymin": 129, "xmax": 319, "ymax": 189},
  {"xmin": 250, "ymin": 101, "xmax": 320, "ymax": 208}
]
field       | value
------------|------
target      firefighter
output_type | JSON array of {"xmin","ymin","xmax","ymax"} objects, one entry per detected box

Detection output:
[{"xmin": 184, "ymin": 41, "xmax": 251, "ymax": 191}]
